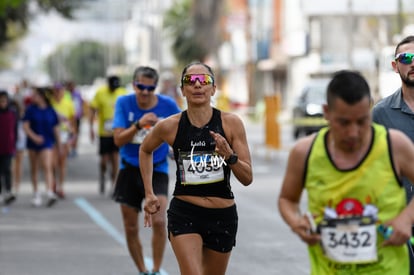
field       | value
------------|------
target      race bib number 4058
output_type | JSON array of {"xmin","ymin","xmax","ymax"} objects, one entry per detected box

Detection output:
[
  {"xmin": 178, "ymin": 150, "xmax": 225, "ymax": 185},
  {"xmin": 319, "ymin": 216, "xmax": 377, "ymax": 264}
]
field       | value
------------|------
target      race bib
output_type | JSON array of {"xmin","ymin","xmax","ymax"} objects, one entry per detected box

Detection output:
[
  {"xmin": 132, "ymin": 127, "xmax": 151, "ymax": 144},
  {"xmin": 104, "ymin": 119, "xmax": 113, "ymax": 133},
  {"xmin": 59, "ymin": 130, "xmax": 70, "ymax": 144},
  {"xmin": 319, "ymin": 216, "xmax": 377, "ymax": 264},
  {"xmin": 178, "ymin": 150, "xmax": 225, "ymax": 185}
]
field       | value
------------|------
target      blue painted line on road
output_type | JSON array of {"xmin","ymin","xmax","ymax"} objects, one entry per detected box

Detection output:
[
  {"xmin": 74, "ymin": 197, "xmax": 168, "ymax": 275},
  {"xmin": 74, "ymin": 197, "xmax": 126, "ymax": 246}
]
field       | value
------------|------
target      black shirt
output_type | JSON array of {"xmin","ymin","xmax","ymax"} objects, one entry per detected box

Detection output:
[{"xmin": 172, "ymin": 108, "xmax": 234, "ymax": 199}]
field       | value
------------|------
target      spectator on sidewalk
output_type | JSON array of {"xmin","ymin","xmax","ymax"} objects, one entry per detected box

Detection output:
[{"xmin": 372, "ymin": 35, "xmax": 414, "ymax": 273}]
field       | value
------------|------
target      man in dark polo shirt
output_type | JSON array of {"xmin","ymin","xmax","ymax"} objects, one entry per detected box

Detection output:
[{"xmin": 372, "ymin": 35, "xmax": 414, "ymax": 275}]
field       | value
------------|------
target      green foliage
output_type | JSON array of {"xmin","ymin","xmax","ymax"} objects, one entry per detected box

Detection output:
[
  {"xmin": 0, "ymin": 0, "xmax": 25, "ymax": 17},
  {"xmin": 163, "ymin": 0, "xmax": 208, "ymax": 68},
  {"xmin": 67, "ymin": 41, "xmax": 106, "ymax": 85},
  {"xmin": 163, "ymin": 0, "xmax": 224, "ymax": 70},
  {"xmin": 0, "ymin": 0, "xmax": 28, "ymax": 47},
  {"xmin": 0, "ymin": 39, "xmax": 19, "ymax": 68},
  {"xmin": 36, "ymin": 0, "xmax": 81, "ymax": 18},
  {"xmin": 0, "ymin": 0, "xmax": 81, "ymax": 49},
  {"xmin": 45, "ymin": 40, "xmax": 126, "ymax": 85}
]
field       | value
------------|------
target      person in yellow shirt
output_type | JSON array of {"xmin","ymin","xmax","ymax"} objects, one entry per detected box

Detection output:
[
  {"xmin": 278, "ymin": 70, "xmax": 414, "ymax": 275},
  {"xmin": 89, "ymin": 75, "xmax": 127, "ymax": 195},
  {"xmin": 50, "ymin": 83, "xmax": 76, "ymax": 199}
]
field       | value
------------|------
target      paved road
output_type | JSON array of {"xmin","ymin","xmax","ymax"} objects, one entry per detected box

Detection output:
[{"xmin": 0, "ymin": 117, "xmax": 310, "ymax": 275}]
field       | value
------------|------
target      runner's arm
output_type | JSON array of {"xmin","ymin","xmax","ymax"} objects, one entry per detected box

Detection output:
[
  {"xmin": 220, "ymin": 113, "xmax": 252, "ymax": 186},
  {"xmin": 278, "ymin": 136, "xmax": 320, "ymax": 245},
  {"xmin": 88, "ymin": 106, "xmax": 97, "ymax": 142},
  {"xmin": 383, "ymin": 130, "xmax": 414, "ymax": 246}
]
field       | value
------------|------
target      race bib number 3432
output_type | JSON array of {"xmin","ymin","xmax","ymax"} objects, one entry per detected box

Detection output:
[{"xmin": 319, "ymin": 217, "xmax": 377, "ymax": 264}]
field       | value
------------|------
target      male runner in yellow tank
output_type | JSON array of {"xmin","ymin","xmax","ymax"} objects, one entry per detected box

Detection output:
[
  {"xmin": 278, "ymin": 70, "xmax": 414, "ymax": 274},
  {"xmin": 89, "ymin": 76, "xmax": 127, "ymax": 194}
]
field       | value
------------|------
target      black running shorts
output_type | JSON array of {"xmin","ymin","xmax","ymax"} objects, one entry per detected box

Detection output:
[
  {"xmin": 99, "ymin": 136, "xmax": 119, "ymax": 155},
  {"xmin": 167, "ymin": 197, "xmax": 238, "ymax": 253},
  {"xmin": 112, "ymin": 166, "xmax": 168, "ymax": 211}
]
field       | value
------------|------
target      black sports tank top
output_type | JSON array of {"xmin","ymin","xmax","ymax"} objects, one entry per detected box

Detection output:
[{"xmin": 172, "ymin": 108, "xmax": 234, "ymax": 199}]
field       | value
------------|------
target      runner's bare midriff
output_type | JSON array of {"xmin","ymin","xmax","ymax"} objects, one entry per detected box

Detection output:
[{"xmin": 175, "ymin": 195, "xmax": 235, "ymax": 208}]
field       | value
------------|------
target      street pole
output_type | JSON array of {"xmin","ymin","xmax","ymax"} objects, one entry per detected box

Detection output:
[
  {"xmin": 397, "ymin": 0, "xmax": 404, "ymax": 34},
  {"xmin": 347, "ymin": 0, "xmax": 354, "ymax": 69},
  {"xmin": 245, "ymin": 0, "xmax": 254, "ymax": 109}
]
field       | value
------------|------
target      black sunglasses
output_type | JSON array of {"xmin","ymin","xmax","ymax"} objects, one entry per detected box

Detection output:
[{"xmin": 134, "ymin": 82, "xmax": 156, "ymax": 92}]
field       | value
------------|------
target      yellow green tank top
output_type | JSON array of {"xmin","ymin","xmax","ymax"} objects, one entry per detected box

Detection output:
[
  {"xmin": 305, "ymin": 123, "xmax": 408, "ymax": 275},
  {"xmin": 50, "ymin": 95, "xmax": 75, "ymax": 134},
  {"xmin": 90, "ymin": 86, "xmax": 127, "ymax": 136}
]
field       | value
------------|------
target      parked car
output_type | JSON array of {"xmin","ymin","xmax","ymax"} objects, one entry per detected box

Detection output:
[{"xmin": 292, "ymin": 79, "xmax": 329, "ymax": 139}]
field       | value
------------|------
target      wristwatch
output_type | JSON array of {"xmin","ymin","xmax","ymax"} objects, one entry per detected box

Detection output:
[
  {"xmin": 134, "ymin": 120, "xmax": 142, "ymax": 130},
  {"xmin": 226, "ymin": 153, "xmax": 238, "ymax": 165}
]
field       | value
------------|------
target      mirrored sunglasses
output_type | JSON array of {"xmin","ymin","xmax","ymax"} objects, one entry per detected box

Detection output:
[
  {"xmin": 134, "ymin": 82, "xmax": 156, "ymax": 92},
  {"xmin": 182, "ymin": 74, "xmax": 214, "ymax": 86},
  {"xmin": 395, "ymin": 52, "xmax": 414, "ymax": 65}
]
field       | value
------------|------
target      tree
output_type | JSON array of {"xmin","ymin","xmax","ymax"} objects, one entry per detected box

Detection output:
[
  {"xmin": 192, "ymin": 0, "xmax": 223, "ymax": 59},
  {"xmin": 0, "ymin": 0, "xmax": 91, "ymax": 68},
  {"xmin": 163, "ymin": 0, "xmax": 225, "ymax": 68},
  {"xmin": 45, "ymin": 40, "xmax": 125, "ymax": 85},
  {"xmin": 0, "ymin": 0, "xmax": 86, "ymax": 48},
  {"xmin": 65, "ymin": 41, "xmax": 106, "ymax": 85}
]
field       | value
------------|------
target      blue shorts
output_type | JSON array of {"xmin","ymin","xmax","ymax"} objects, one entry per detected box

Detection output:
[{"xmin": 167, "ymin": 197, "xmax": 238, "ymax": 253}]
